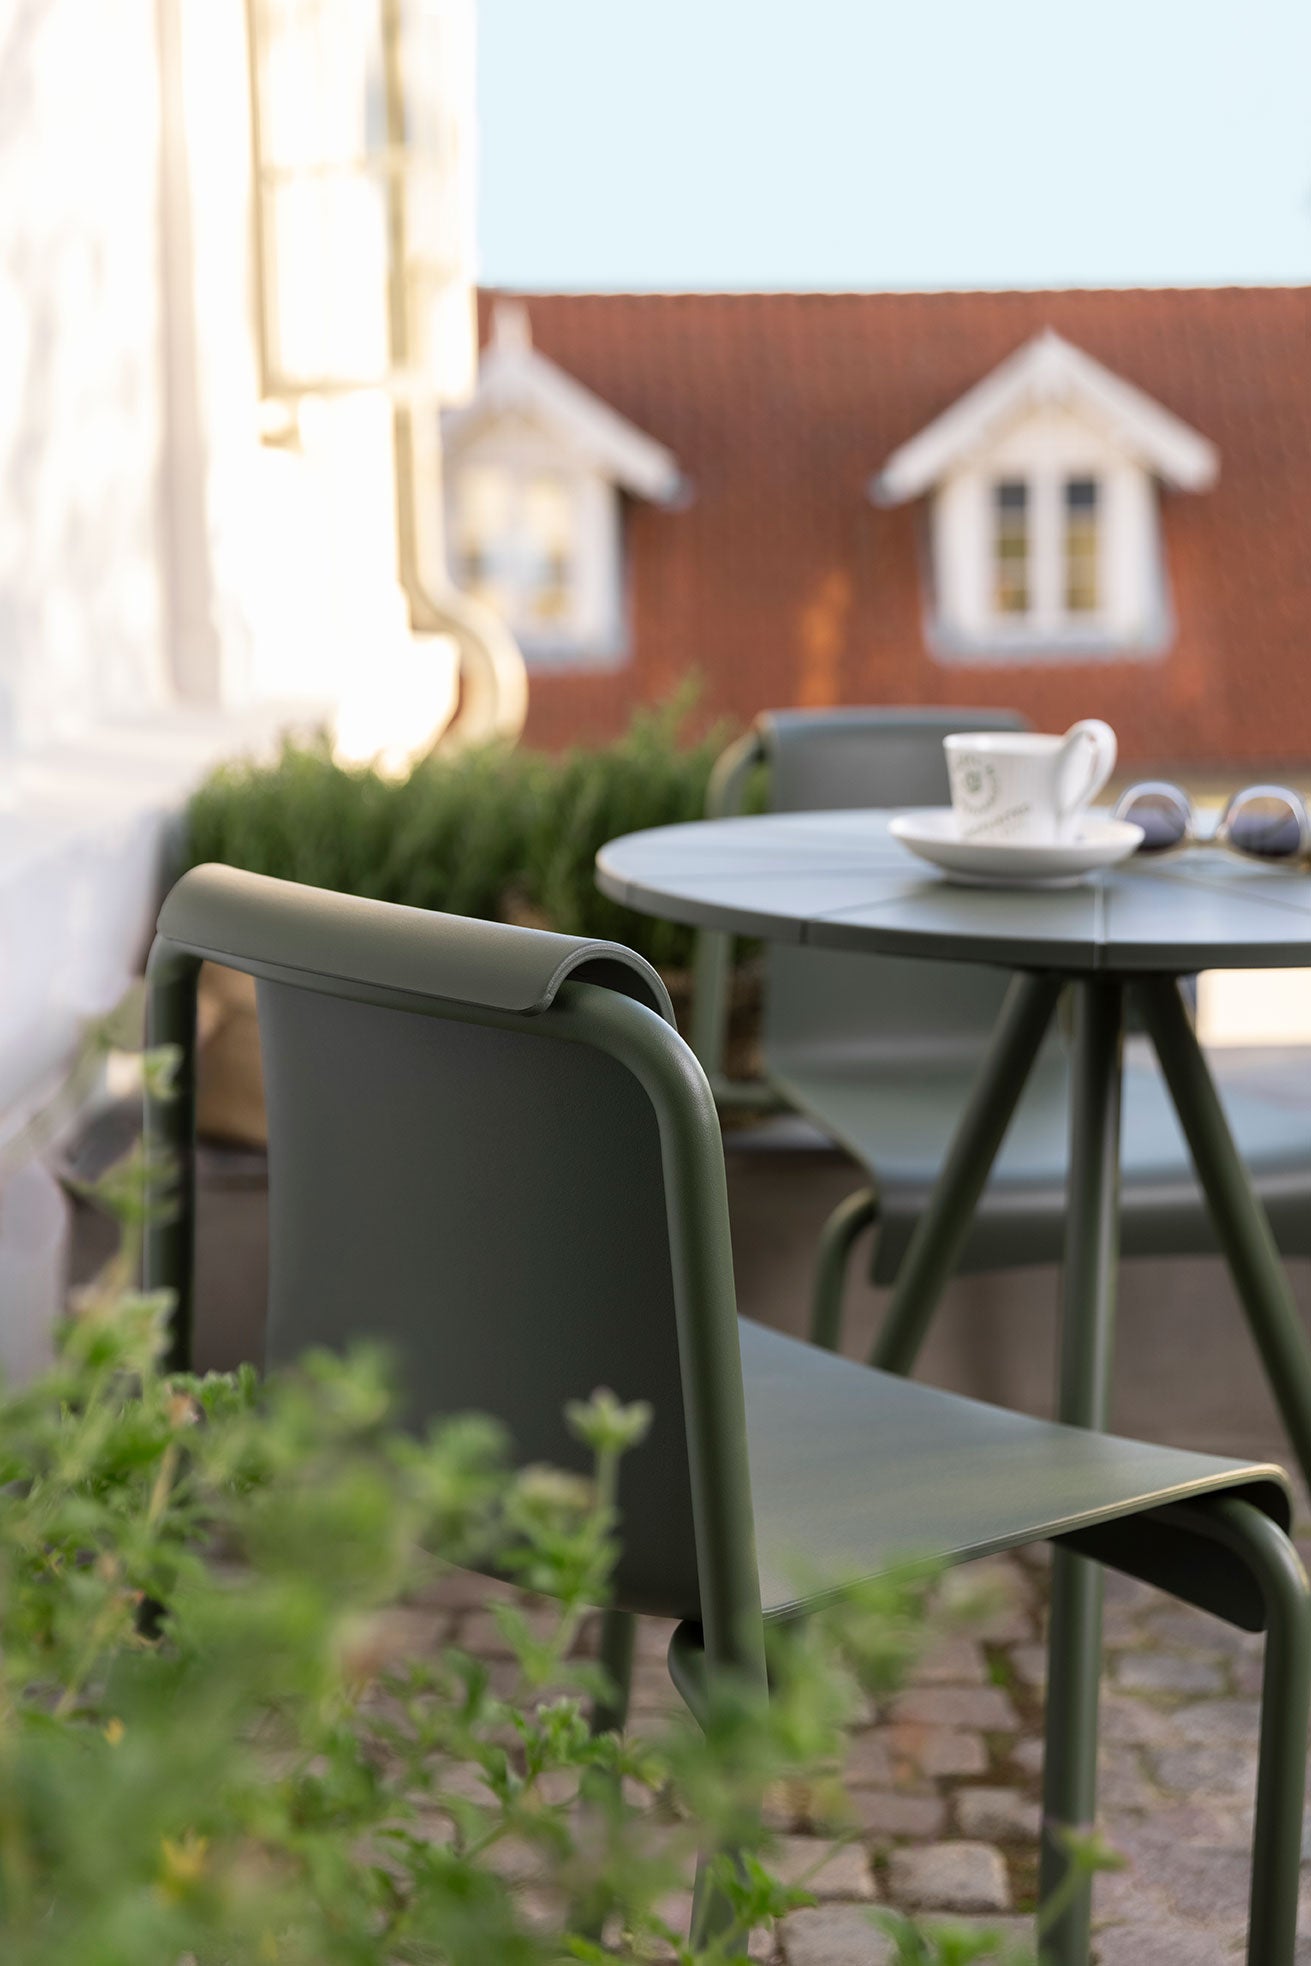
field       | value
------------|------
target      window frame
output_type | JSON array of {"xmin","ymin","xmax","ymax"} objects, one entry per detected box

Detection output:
[
  {"xmin": 926, "ymin": 441, "xmax": 1170, "ymax": 664},
  {"xmin": 445, "ymin": 451, "xmax": 628, "ymax": 668}
]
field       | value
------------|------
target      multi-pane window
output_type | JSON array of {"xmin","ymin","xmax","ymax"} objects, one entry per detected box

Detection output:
[
  {"xmin": 1063, "ymin": 476, "xmax": 1099, "ymax": 613},
  {"xmin": 246, "ymin": 0, "xmax": 476, "ymax": 403},
  {"xmin": 993, "ymin": 481, "xmax": 1030, "ymax": 615},
  {"xmin": 452, "ymin": 466, "xmax": 578, "ymax": 636},
  {"xmin": 989, "ymin": 473, "xmax": 1102, "ymax": 626}
]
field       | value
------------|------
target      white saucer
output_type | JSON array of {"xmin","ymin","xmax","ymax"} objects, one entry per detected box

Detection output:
[{"xmin": 890, "ymin": 810, "xmax": 1144, "ymax": 888}]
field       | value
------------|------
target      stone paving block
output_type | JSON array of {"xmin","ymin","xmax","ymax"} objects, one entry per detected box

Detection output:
[
  {"xmin": 937, "ymin": 1560, "xmax": 1034, "ymax": 1644},
  {"xmin": 779, "ymin": 1903, "xmax": 894, "ymax": 1965},
  {"xmin": 848, "ymin": 1789, "xmax": 947, "ymax": 1840},
  {"xmin": 1105, "ymin": 1800, "xmax": 1252, "ymax": 1854},
  {"xmin": 1150, "ymin": 1746, "xmax": 1259, "ymax": 1798},
  {"xmin": 1114, "ymin": 1653, "xmax": 1227, "ymax": 1697},
  {"xmin": 887, "ymin": 1840, "xmax": 1010, "ymax": 1912},
  {"xmin": 1009, "ymin": 1641, "xmax": 1047, "ymax": 1689},
  {"xmin": 1096, "ymin": 1745, "xmax": 1157, "ymax": 1812},
  {"xmin": 1232, "ymin": 1650, "xmax": 1264, "ymax": 1696},
  {"xmin": 885, "ymin": 1723, "xmax": 990, "ymax": 1779},
  {"xmin": 1099, "ymin": 1602, "xmax": 1155, "ymax": 1646},
  {"xmin": 1011, "ymin": 1737, "xmax": 1044, "ymax": 1778},
  {"xmin": 1094, "ymin": 1925, "xmax": 1237, "ymax": 1966},
  {"xmin": 844, "ymin": 1729, "xmax": 897, "ymax": 1788},
  {"xmin": 770, "ymin": 1834, "xmax": 876, "ymax": 1901},
  {"xmin": 1099, "ymin": 1689, "xmax": 1183, "ymax": 1746},
  {"xmin": 1138, "ymin": 1605, "xmax": 1260, "ymax": 1657},
  {"xmin": 905, "ymin": 1636, "xmax": 988, "ymax": 1686},
  {"xmin": 954, "ymin": 1785, "xmax": 1041, "ymax": 1842},
  {"xmin": 1171, "ymin": 1697, "xmax": 1262, "ymax": 1745},
  {"xmin": 888, "ymin": 1685, "xmax": 1019, "ymax": 1731},
  {"xmin": 1155, "ymin": 1844, "xmax": 1254, "ymax": 1923},
  {"xmin": 1092, "ymin": 1856, "xmax": 1175, "ymax": 1924}
]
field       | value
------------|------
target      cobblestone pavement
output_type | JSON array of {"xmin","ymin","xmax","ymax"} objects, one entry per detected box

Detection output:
[{"xmin": 414, "ymin": 1523, "xmax": 1311, "ymax": 1965}]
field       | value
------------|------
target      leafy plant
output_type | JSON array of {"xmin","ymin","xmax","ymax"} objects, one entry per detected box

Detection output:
[
  {"xmin": 182, "ymin": 694, "xmax": 738, "ymax": 972},
  {"xmin": 0, "ymin": 1047, "xmax": 1109, "ymax": 1960}
]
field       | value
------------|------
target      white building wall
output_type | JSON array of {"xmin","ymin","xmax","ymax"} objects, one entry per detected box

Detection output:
[{"xmin": 0, "ymin": 0, "xmax": 169, "ymax": 750}]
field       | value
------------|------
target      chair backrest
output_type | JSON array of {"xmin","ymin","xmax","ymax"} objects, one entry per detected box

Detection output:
[
  {"xmin": 755, "ymin": 708, "xmax": 1031, "ymax": 1070},
  {"xmin": 146, "ymin": 866, "xmax": 755, "ymax": 1634}
]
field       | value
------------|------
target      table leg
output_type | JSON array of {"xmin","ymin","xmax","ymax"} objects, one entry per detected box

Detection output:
[
  {"xmin": 870, "ymin": 971, "xmax": 1063, "ymax": 1374},
  {"xmin": 1135, "ymin": 973, "xmax": 1311, "ymax": 1494},
  {"xmin": 1040, "ymin": 978, "xmax": 1124, "ymax": 1963}
]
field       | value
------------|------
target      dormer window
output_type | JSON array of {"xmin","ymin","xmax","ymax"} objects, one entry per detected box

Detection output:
[
  {"xmin": 441, "ymin": 305, "xmax": 684, "ymax": 667},
  {"xmin": 453, "ymin": 465, "xmax": 577, "ymax": 635},
  {"xmin": 871, "ymin": 331, "xmax": 1218, "ymax": 663}
]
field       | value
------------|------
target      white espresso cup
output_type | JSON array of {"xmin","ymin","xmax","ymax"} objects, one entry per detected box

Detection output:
[{"xmin": 944, "ymin": 721, "xmax": 1117, "ymax": 845}]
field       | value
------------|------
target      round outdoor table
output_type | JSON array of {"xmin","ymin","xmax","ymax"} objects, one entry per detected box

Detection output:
[{"xmin": 598, "ymin": 807, "xmax": 1311, "ymax": 1940}]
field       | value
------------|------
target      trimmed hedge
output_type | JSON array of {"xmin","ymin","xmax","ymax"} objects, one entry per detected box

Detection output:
[{"xmin": 183, "ymin": 701, "xmax": 745, "ymax": 972}]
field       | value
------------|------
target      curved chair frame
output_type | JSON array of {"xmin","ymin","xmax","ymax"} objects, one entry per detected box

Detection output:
[{"xmin": 145, "ymin": 865, "xmax": 1311, "ymax": 1961}]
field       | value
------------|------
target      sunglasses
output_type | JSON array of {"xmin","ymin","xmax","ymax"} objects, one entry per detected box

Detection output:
[{"xmin": 1112, "ymin": 781, "xmax": 1311, "ymax": 864}]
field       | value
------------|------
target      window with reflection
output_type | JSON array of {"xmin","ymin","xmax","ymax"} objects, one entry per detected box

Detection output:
[
  {"xmin": 993, "ymin": 480, "xmax": 1030, "ymax": 616},
  {"xmin": 1064, "ymin": 476, "xmax": 1100, "ymax": 613},
  {"xmin": 452, "ymin": 466, "xmax": 579, "ymax": 638},
  {"xmin": 246, "ymin": 0, "xmax": 473, "ymax": 402}
]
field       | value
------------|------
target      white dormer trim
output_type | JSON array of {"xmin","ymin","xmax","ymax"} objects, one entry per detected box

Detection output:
[
  {"xmin": 444, "ymin": 302, "xmax": 685, "ymax": 505},
  {"xmin": 871, "ymin": 329, "xmax": 1218, "ymax": 507},
  {"xmin": 441, "ymin": 304, "xmax": 684, "ymax": 667}
]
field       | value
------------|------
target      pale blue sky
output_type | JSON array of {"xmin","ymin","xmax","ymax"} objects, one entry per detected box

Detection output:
[{"xmin": 476, "ymin": 0, "xmax": 1311, "ymax": 291}]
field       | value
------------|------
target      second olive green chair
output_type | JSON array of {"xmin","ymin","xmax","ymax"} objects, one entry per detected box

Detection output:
[
  {"xmin": 145, "ymin": 864, "xmax": 1309, "ymax": 1963},
  {"xmin": 691, "ymin": 707, "xmax": 1311, "ymax": 1366}
]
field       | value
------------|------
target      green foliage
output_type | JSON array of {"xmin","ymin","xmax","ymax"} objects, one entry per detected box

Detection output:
[
  {"xmin": 0, "ymin": 1054, "xmax": 1108, "ymax": 1960},
  {"xmin": 182, "ymin": 696, "xmax": 737, "ymax": 972},
  {"xmin": 0, "ymin": 1277, "xmax": 914, "ymax": 1966}
]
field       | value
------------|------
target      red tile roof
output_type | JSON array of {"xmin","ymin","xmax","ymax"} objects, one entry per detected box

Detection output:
[{"xmin": 476, "ymin": 288, "xmax": 1311, "ymax": 768}]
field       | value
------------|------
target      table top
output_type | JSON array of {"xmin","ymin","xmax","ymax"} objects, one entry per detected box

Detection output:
[{"xmin": 596, "ymin": 811, "xmax": 1311, "ymax": 974}]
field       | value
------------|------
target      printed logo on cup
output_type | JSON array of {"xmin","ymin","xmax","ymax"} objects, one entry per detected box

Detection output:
[{"xmin": 952, "ymin": 756, "xmax": 999, "ymax": 816}]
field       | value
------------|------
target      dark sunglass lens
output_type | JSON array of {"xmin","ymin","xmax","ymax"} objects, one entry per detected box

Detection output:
[
  {"xmin": 1118, "ymin": 790, "xmax": 1189, "ymax": 853},
  {"xmin": 1226, "ymin": 793, "xmax": 1304, "ymax": 861}
]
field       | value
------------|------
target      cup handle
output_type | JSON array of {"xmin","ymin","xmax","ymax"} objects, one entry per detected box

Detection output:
[{"xmin": 1056, "ymin": 720, "xmax": 1117, "ymax": 821}]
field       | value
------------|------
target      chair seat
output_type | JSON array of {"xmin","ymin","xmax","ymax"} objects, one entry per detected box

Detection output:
[
  {"xmin": 768, "ymin": 1043, "xmax": 1311, "ymax": 1283},
  {"xmin": 740, "ymin": 1320, "xmax": 1290, "ymax": 1621}
]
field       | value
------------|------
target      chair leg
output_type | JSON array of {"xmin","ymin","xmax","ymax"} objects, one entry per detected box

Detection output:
[
  {"xmin": 1172, "ymin": 1497, "xmax": 1311, "ymax": 1965},
  {"xmin": 589, "ymin": 1604, "xmax": 636, "ymax": 1737},
  {"xmin": 810, "ymin": 1187, "xmax": 878, "ymax": 1351},
  {"xmin": 1040, "ymin": 1547, "xmax": 1104, "ymax": 1963},
  {"xmin": 667, "ymin": 1619, "xmax": 771, "ymax": 1954}
]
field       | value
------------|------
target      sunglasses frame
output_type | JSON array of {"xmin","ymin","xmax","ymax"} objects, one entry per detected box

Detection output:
[{"xmin": 1112, "ymin": 780, "xmax": 1311, "ymax": 864}]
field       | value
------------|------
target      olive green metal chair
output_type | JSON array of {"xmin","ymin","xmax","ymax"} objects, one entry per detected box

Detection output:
[
  {"xmin": 691, "ymin": 708, "xmax": 1311, "ymax": 1363},
  {"xmin": 145, "ymin": 865, "xmax": 1309, "ymax": 1962}
]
